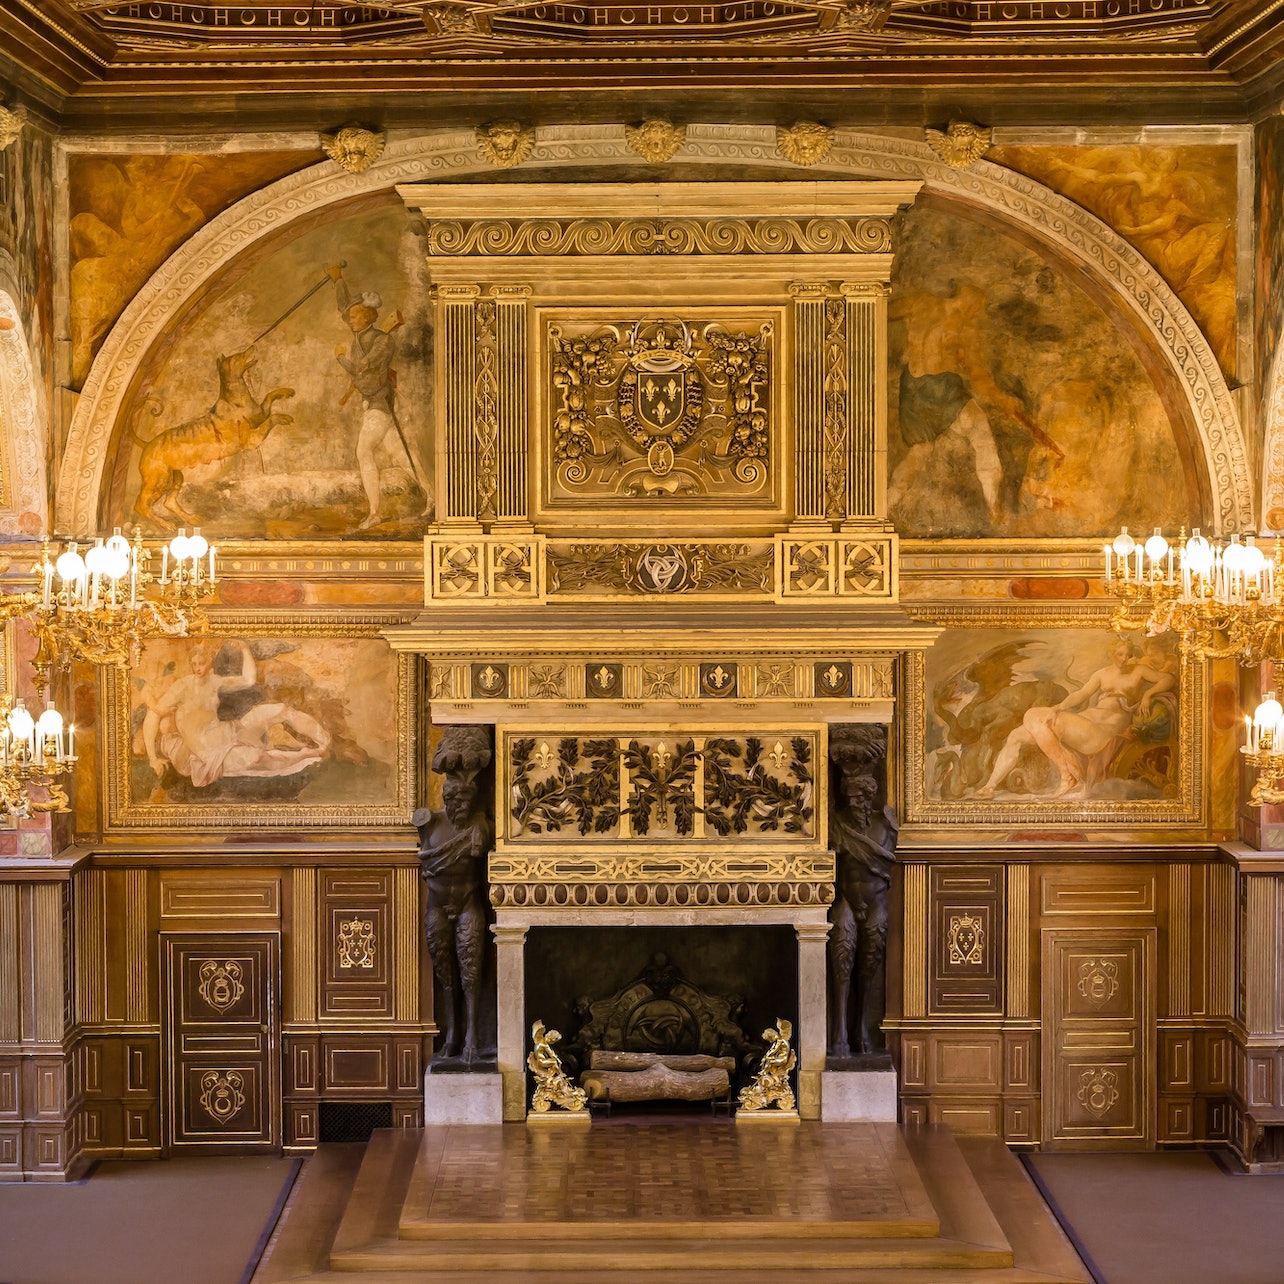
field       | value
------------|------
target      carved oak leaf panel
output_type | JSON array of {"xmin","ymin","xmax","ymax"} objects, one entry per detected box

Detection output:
[{"xmin": 702, "ymin": 735, "xmax": 815, "ymax": 837}]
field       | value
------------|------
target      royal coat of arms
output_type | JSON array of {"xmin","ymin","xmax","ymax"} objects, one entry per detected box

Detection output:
[{"xmin": 548, "ymin": 316, "xmax": 773, "ymax": 504}]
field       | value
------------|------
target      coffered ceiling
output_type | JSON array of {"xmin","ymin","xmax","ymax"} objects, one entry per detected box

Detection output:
[{"xmin": 4, "ymin": 0, "xmax": 1284, "ymax": 126}]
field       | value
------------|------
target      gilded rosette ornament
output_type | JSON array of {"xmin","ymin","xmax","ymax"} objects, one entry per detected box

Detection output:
[
  {"xmin": 776, "ymin": 121, "xmax": 833, "ymax": 167},
  {"xmin": 477, "ymin": 121, "xmax": 534, "ymax": 169},
  {"xmin": 528, "ymin": 1019, "xmax": 589, "ymax": 1113},
  {"xmin": 738, "ymin": 1018, "xmax": 797, "ymax": 1113},
  {"xmin": 626, "ymin": 119, "xmax": 686, "ymax": 163},
  {"xmin": 320, "ymin": 125, "xmax": 385, "ymax": 173},
  {"xmin": 925, "ymin": 120, "xmax": 992, "ymax": 169}
]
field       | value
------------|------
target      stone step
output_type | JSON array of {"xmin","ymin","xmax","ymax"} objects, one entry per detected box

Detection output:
[{"xmin": 251, "ymin": 1123, "xmax": 1092, "ymax": 1284}]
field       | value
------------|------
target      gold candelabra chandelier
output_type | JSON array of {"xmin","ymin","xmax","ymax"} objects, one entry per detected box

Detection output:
[
  {"xmin": 0, "ymin": 525, "xmax": 218, "ymax": 818},
  {"xmin": 0, "ymin": 526, "xmax": 218, "ymax": 677},
  {"xmin": 1104, "ymin": 525, "xmax": 1284, "ymax": 806},
  {"xmin": 0, "ymin": 691, "xmax": 75, "ymax": 819}
]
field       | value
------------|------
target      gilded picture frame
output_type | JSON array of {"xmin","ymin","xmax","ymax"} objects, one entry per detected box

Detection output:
[
  {"xmin": 903, "ymin": 608, "xmax": 1205, "ymax": 828},
  {"xmin": 103, "ymin": 615, "xmax": 415, "ymax": 831}
]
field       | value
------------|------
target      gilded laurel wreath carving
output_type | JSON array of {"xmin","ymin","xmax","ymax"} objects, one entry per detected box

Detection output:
[
  {"xmin": 424, "ymin": 216, "xmax": 890, "ymax": 257},
  {"xmin": 510, "ymin": 737, "xmax": 622, "ymax": 836},
  {"xmin": 549, "ymin": 317, "xmax": 772, "ymax": 502},
  {"xmin": 703, "ymin": 737, "xmax": 814, "ymax": 837}
]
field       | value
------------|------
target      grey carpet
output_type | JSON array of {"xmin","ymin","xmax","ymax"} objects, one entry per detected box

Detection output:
[
  {"xmin": 1027, "ymin": 1150, "xmax": 1284, "ymax": 1284},
  {"xmin": 0, "ymin": 1154, "xmax": 299, "ymax": 1284}
]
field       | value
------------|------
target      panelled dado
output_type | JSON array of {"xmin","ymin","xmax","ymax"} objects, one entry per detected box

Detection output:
[{"xmin": 891, "ymin": 853, "xmax": 1235, "ymax": 1150}]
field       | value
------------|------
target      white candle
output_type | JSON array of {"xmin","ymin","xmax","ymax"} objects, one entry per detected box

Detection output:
[
  {"xmin": 1104, "ymin": 545, "xmax": 1112, "ymax": 582},
  {"xmin": 209, "ymin": 546, "xmax": 216, "ymax": 585},
  {"xmin": 68, "ymin": 724, "xmax": 75, "ymax": 760},
  {"xmin": 161, "ymin": 545, "xmax": 169, "ymax": 583}
]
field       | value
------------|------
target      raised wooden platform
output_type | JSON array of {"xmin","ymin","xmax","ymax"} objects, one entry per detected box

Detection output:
[{"xmin": 252, "ymin": 1122, "xmax": 1091, "ymax": 1282}]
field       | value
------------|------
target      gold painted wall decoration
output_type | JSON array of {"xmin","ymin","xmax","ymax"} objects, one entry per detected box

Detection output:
[
  {"xmin": 197, "ymin": 960, "xmax": 245, "ymax": 1014},
  {"xmin": 947, "ymin": 914, "xmax": 986, "ymax": 966},
  {"xmin": 337, "ymin": 917, "xmax": 377, "ymax": 970},
  {"xmin": 199, "ymin": 1069, "xmax": 247, "ymax": 1125}
]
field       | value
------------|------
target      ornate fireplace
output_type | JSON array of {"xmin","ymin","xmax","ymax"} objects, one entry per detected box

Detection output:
[{"xmin": 385, "ymin": 179, "xmax": 940, "ymax": 1120}]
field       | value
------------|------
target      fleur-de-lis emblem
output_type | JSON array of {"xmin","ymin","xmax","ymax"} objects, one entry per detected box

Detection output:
[
  {"xmin": 595, "ymin": 666, "xmax": 615, "ymax": 689},
  {"xmin": 654, "ymin": 741, "xmax": 673, "ymax": 772},
  {"xmin": 477, "ymin": 665, "xmax": 503, "ymax": 692},
  {"xmin": 533, "ymin": 741, "xmax": 554, "ymax": 769},
  {"xmin": 768, "ymin": 740, "xmax": 789, "ymax": 769},
  {"xmin": 707, "ymin": 664, "xmax": 729, "ymax": 689},
  {"xmin": 823, "ymin": 664, "xmax": 843, "ymax": 688}
]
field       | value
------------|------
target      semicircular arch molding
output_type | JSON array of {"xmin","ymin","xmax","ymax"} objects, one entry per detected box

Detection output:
[
  {"xmin": 57, "ymin": 124, "xmax": 1253, "ymax": 536},
  {"xmin": 0, "ymin": 258, "xmax": 50, "ymax": 537}
]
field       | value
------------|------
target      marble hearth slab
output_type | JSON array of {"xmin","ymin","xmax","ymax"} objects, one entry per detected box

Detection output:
[{"xmin": 397, "ymin": 1121, "xmax": 938, "ymax": 1240}]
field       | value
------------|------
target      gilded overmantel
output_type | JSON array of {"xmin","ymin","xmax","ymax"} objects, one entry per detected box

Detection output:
[{"xmin": 399, "ymin": 180, "xmax": 920, "ymax": 556}]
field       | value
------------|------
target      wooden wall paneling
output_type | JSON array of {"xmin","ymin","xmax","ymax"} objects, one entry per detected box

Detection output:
[
  {"xmin": 321, "ymin": 871, "xmax": 392, "ymax": 1019},
  {"xmin": 1042, "ymin": 927, "xmax": 1156, "ymax": 1149},
  {"xmin": 928, "ymin": 866, "xmax": 1002, "ymax": 1015},
  {"xmin": 289, "ymin": 867, "xmax": 318, "ymax": 1025},
  {"xmin": 0, "ymin": 883, "xmax": 17, "ymax": 1045},
  {"xmin": 392, "ymin": 866, "xmax": 420, "ymax": 1024},
  {"xmin": 1209, "ymin": 860, "xmax": 1235, "ymax": 1019},
  {"xmin": 901, "ymin": 863, "xmax": 927, "ymax": 1020},
  {"xmin": 1005, "ymin": 864, "xmax": 1031, "ymax": 1019},
  {"xmin": 1166, "ymin": 863, "xmax": 1191, "ymax": 1020}
]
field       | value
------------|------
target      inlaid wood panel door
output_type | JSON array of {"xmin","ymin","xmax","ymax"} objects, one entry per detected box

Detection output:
[
  {"xmin": 162, "ymin": 934, "xmax": 279, "ymax": 1152},
  {"xmin": 1042, "ymin": 929, "xmax": 1155, "ymax": 1150}
]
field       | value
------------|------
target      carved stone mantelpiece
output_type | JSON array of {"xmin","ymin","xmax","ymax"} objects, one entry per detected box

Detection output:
[{"xmin": 386, "ymin": 602, "xmax": 936, "ymax": 726}]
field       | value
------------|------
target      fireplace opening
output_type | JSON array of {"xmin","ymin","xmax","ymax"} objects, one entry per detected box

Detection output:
[{"xmin": 523, "ymin": 925, "xmax": 799, "ymax": 1109}]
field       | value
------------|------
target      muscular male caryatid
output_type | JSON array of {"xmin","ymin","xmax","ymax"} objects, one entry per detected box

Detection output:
[
  {"xmin": 827, "ymin": 725, "xmax": 899, "ymax": 1059},
  {"xmin": 414, "ymin": 726, "xmax": 494, "ymax": 1064}
]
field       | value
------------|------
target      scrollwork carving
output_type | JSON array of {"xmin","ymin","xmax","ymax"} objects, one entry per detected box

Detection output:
[
  {"xmin": 424, "ymin": 217, "xmax": 889, "ymax": 257},
  {"xmin": 548, "ymin": 542, "xmax": 773, "ymax": 595}
]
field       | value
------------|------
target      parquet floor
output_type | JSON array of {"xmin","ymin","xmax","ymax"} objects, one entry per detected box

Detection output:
[{"xmin": 403, "ymin": 1121, "xmax": 937, "ymax": 1236}]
